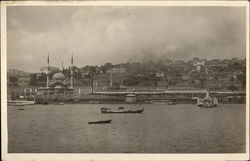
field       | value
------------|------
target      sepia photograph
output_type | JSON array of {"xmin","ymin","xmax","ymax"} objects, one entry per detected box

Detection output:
[{"xmin": 1, "ymin": 1, "xmax": 249, "ymax": 161}]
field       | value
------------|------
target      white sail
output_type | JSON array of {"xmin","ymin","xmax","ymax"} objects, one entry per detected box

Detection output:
[
  {"xmin": 213, "ymin": 97, "xmax": 219, "ymax": 105},
  {"xmin": 197, "ymin": 91, "xmax": 219, "ymax": 108}
]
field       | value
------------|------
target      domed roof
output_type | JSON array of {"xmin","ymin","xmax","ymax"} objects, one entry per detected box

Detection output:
[{"xmin": 52, "ymin": 72, "xmax": 66, "ymax": 80}]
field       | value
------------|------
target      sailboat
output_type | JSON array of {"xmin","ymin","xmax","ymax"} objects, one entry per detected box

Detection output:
[{"xmin": 197, "ymin": 91, "xmax": 219, "ymax": 108}]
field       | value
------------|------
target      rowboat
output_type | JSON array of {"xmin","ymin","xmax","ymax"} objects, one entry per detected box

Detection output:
[
  {"xmin": 101, "ymin": 107, "xmax": 144, "ymax": 114},
  {"xmin": 88, "ymin": 119, "xmax": 112, "ymax": 124}
]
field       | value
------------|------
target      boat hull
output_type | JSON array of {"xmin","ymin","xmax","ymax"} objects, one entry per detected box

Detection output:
[
  {"xmin": 13, "ymin": 104, "xmax": 25, "ymax": 106},
  {"xmin": 88, "ymin": 119, "xmax": 112, "ymax": 124},
  {"xmin": 101, "ymin": 108, "xmax": 144, "ymax": 114},
  {"xmin": 8, "ymin": 100, "xmax": 35, "ymax": 106}
]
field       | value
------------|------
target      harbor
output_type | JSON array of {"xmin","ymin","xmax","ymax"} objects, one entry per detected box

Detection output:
[{"xmin": 6, "ymin": 53, "xmax": 246, "ymax": 153}]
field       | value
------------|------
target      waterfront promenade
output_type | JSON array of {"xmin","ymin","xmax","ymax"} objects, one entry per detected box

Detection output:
[{"xmin": 8, "ymin": 103, "xmax": 245, "ymax": 153}]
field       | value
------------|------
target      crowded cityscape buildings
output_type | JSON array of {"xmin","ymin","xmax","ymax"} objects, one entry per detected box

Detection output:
[{"xmin": 7, "ymin": 56, "xmax": 246, "ymax": 100}]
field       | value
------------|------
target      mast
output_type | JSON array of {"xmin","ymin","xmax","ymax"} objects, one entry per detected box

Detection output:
[
  {"xmin": 46, "ymin": 53, "xmax": 50, "ymax": 88},
  {"xmin": 62, "ymin": 61, "xmax": 64, "ymax": 71},
  {"xmin": 91, "ymin": 73, "xmax": 94, "ymax": 94},
  {"xmin": 70, "ymin": 54, "xmax": 73, "ymax": 88}
]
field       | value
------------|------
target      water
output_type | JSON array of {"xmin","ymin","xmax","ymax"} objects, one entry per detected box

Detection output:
[{"xmin": 8, "ymin": 104, "xmax": 245, "ymax": 153}]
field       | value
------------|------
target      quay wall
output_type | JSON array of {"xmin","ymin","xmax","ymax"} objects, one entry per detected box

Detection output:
[{"xmin": 34, "ymin": 93, "xmax": 245, "ymax": 104}]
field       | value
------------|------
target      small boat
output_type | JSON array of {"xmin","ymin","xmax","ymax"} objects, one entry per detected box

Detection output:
[
  {"xmin": 54, "ymin": 102, "xmax": 64, "ymax": 105},
  {"xmin": 8, "ymin": 100, "xmax": 35, "ymax": 106},
  {"xmin": 150, "ymin": 100, "xmax": 167, "ymax": 104},
  {"xmin": 118, "ymin": 106, "xmax": 124, "ymax": 109},
  {"xmin": 101, "ymin": 107, "xmax": 144, "ymax": 114},
  {"xmin": 89, "ymin": 100, "xmax": 100, "ymax": 104},
  {"xmin": 57, "ymin": 100, "xmax": 64, "ymax": 105},
  {"xmin": 150, "ymin": 100, "xmax": 175, "ymax": 105},
  {"xmin": 73, "ymin": 99, "xmax": 79, "ymax": 102},
  {"xmin": 88, "ymin": 119, "xmax": 112, "ymax": 124},
  {"xmin": 167, "ymin": 101, "xmax": 176, "ymax": 105}
]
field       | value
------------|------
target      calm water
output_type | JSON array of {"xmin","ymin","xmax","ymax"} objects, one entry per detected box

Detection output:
[{"xmin": 8, "ymin": 104, "xmax": 245, "ymax": 153}]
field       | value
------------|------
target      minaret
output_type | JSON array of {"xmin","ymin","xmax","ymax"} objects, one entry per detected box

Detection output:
[
  {"xmin": 70, "ymin": 54, "xmax": 73, "ymax": 88},
  {"xmin": 46, "ymin": 53, "xmax": 50, "ymax": 87},
  {"xmin": 62, "ymin": 61, "xmax": 65, "ymax": 71},
  {"xmin": 110, "ymin": 71, "xmax": 113, "ymax": 87}
]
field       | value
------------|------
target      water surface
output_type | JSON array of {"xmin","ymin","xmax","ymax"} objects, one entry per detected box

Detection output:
[{"xmin": 8, "ymin": 104, "xmax": 245, "ymax": 153}]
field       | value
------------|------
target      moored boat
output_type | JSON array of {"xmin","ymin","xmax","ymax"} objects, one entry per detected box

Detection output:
[
  {"xmin": 54, "ymin": 102, "xmax": 64, "ymax": 105},
  {"xmin": 8, "ymin": 100, "xmax": 35, "ymax": 106},
  {"xmin": 150, "ymin": 100, "xmax": 175, "ymax": 105},
  {"xmin": 88, "ymin": 119, "xmax": 112, "ymax": 124},
  {"xmin": 101, "ymin": 107, "xmax": 144, "ymax": 114},
  {"xmin": 13, "ymin": 103, "xmax": 25, "ymax": 106},
  {"xmin": 167, "ymin": 101, "xmax": 176, "ymax": 105},
  {"xmin": 89, "ymin": 100, "xmax": 100, "ymax": 104}
]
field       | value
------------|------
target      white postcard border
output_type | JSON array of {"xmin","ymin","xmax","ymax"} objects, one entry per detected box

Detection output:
[{"xmin": 1, "ymin": 1, "xmax": 249, "ymax": 161}]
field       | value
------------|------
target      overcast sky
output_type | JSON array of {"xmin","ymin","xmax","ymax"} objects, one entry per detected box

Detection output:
[{"xmin": 7, "ymin": 6, "xmax": 246, "ymax": 72}]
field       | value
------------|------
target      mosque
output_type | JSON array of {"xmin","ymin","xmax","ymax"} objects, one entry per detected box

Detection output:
[{"xmin": 37, "ymin": 55, "xmax": 74, "ymax": 95}]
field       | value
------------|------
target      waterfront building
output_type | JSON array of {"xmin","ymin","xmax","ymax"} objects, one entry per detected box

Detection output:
[
  {"xmin": 7, "ymin": 69, "xmax": 30, "ymax": 87},
  {"xmin": 7, "ymin": 70, "xmax": 36, "ymax": 99}
]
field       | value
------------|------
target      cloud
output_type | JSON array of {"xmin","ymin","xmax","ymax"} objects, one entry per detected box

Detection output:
[{"xmin": 7, "ymin": 6, "xmax": 246, "ymax": 72}]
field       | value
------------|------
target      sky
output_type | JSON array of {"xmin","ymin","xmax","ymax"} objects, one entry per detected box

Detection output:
[{"xmin": 7, "ymin": 6, "xmax": 246, "ymax": 72}]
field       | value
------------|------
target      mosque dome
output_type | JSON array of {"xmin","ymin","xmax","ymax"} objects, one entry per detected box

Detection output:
[{"xmin": 52, "ymin": 72, "xmax": 66, "ymax": 81}]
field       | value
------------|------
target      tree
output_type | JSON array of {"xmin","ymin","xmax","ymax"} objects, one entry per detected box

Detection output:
[{"xmin": 227, "ymin": 85, "xmax": 238, "ymax": 91}]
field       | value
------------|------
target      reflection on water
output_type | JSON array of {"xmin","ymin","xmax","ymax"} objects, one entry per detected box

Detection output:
[{"xmin": 8, "ymin": 104, "xmax": 245, "ymax": 153}]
